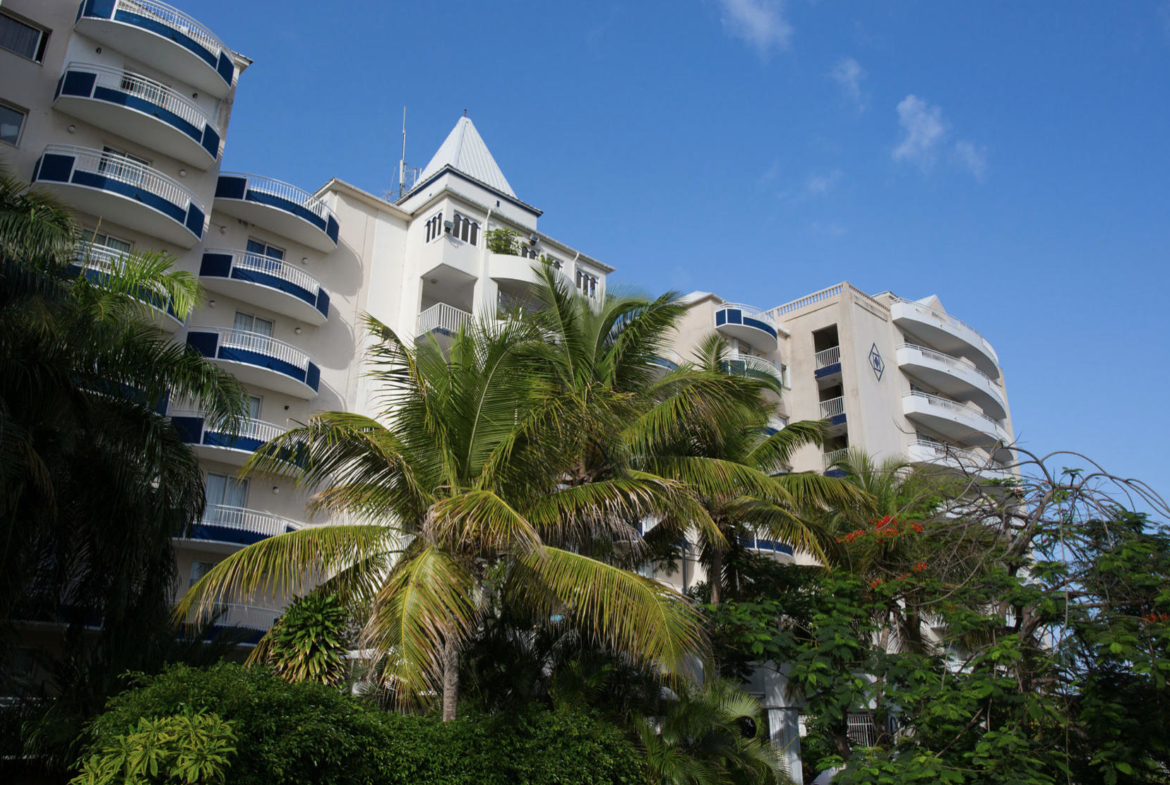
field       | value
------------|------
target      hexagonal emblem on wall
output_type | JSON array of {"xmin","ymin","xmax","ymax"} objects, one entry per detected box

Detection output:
[{"xmin": 869, "ymin": 343, "xmax": 885, "ymax": 381}]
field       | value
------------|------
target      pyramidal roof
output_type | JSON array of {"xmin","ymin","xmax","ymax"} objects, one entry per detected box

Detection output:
[{"xmin": 418, "ymin": 116, "xmax": 515, "ymax": 198}]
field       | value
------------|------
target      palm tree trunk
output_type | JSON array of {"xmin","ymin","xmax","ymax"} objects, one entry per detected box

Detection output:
[
  {"xmin": 442, "ymin": 638, "xmax": 459, "ymax": 722},
  {"xmin": 709, "ymin": 548, "xmax": 723, "ymax": 605}
]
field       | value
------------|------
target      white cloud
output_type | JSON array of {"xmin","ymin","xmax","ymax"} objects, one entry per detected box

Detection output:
[
  {"xmin": 830, "ymin": 57, "xmax": 866, "ymax": 111},
  {"xmin": 758, "ymin": 159, "xmax": 781, "ymax": 186},
  {"xmin": 892, "ymin": 95, "xmax": 947, "ymax": 169},
  {"xmin": 953, "ymin": 141, "xmax": 988, "ymax": 182},
  {"xmin": 715, "ymin": 0, "xmax": 793, "ymax": 56},
  {"xmin": 810, "ymin": 220, "xmax": 847, "ymax": 237},
  {"xmin": 805, "ymin": 168, "xmax": 843, "ymax": 196}
]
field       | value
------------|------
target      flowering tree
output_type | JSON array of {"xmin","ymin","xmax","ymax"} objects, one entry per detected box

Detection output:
[{"xmin": 703, "ymin": 448, "xmax": 1170, "ymax": 784}]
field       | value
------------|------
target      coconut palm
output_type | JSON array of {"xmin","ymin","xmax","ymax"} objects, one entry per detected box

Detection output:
[
  {"xmin": 629, "ymin": 335, "xmax": 867, "ymax": 604},
  {"xmin": 0, "ymin": 170, "xmax": 247, "ymax": 767},
  {"xmin": 177, "ymin": 314, "xmax": 709, "ymax": 720},
  {"xmin": 636, "ymin": 677, "xmax": 783, "ymax": 785}
]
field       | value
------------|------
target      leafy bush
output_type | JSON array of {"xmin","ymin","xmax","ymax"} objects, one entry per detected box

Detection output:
[
  {"xmin": 255, "ymin": 592, "xmax": 349, "ymax": 686},
  {"xmin": 81, "ymin": 663, "xmax": 643, "ymax": 785},
  {"xmin": 485, "ymin": 227, "xmax": 518, "ymax": 255},
  {"xmin": 71, "ymin": 713, "xmax": 236, "ymax": 785}
]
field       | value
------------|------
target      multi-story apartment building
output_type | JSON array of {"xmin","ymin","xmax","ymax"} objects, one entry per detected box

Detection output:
[{"xmin": 1, "ymin": 0, "xmax": 609, "ymax": 639}]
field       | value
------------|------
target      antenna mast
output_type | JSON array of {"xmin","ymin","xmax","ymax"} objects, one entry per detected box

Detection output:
[{"xmin": 398, "ymin": 106, "xmax": 407, "ymax": 196}]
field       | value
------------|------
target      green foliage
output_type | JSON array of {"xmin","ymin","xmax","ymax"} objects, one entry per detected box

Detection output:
[
  {"xmin": 71, "ymin": 713, "xmax": 237, "ymax": 785},
  {"xmin": 485, "ymin": 227, "xmax": 518, "ymax": 254},
  {"xmin": 81, "ymin": 663, "xmax": 643, "ymax": 785},
  {"xmin": 255, "ymin": 592, "xmax": 350, "ymax": 686}
]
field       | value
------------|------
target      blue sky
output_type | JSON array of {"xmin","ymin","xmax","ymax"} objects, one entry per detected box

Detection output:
[{"xmin": 189, "ymin": 0, "xmax": 1170, "ymax": 496}]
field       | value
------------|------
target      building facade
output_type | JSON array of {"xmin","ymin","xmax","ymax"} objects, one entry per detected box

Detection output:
[{"xmin": 1, "ymin": 0, "xmax": 609, "ymax": 639}]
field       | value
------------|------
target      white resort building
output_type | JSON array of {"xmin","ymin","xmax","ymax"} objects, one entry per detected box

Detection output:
[{"xmin": 2, "ymin": 1, "xmax": 1014, "ymax": 778}]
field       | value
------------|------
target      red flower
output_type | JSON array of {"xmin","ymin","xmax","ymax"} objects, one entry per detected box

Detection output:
[
  {"xmin": 911, "ymin": 523, "xmax": 925, "ymax": 534},
  {"xmin": 914, "ymin": 561, "xmax": 928, "ymax": 573},
  {"xmin": 869, "ymin": 579, "xmax": 883, "ymax": 589}
]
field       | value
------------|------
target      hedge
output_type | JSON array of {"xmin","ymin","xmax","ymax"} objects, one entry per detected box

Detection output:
[{"xmin": 82, "ymin": 663, "xmax": 644, "ymax": 785}]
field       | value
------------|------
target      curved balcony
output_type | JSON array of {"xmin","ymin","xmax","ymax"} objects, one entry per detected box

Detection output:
[
  {"xmin": 75, "ymin": 0, "xmax": 236, "ymax": 98},
  {"xmin": 186, "ymin": 327, "xmax": 320, "ymax": 399},
  {"xmin": 888, "ymin": 297, "xmax": 999, "ymax": 379},
  {"xmin": 897, "ymin": 344, "xmax": 1006, "ymax": 419},
  {"xmin": 32, "ymin": 145, "xmax": 205, "ymax": 247},
  {"xmin": 199, "ymin": 249, "xmax": 328, "ymax": 325},
  {"xmin": 74, "ymin": 242, "xmax": 183, "ymax": 331},
  {"xmin": 714, "ymin": 303, "xmax": 778, "ymax": 352},
  {"xmin": 739, "ymin": 534, "xmax": 794, "ymax": 559},
  {"xmin": 187, "ymin": 504, "xmax": 299, "ymax": 547},
  {"xmin": 902, "ymin": 392, "xmax": 1010, "ymax": 448},
  {"xmin": 907, "ymin": 439, "xmax": 1010, "ymax": 480},
  {"xmin": 54, "ymin": 63, "xmax": 220, "ymax": 169},
  {"xmin": 214, "ymin": 174, "xmax": 338, "ymax": 252},
  {"xmin": 726, "ymin": 350, "xmax": 786, "ymax": 387},
  {"xmin": 169, "ymin": 409, "xmax": 296, "ymax": 467}
]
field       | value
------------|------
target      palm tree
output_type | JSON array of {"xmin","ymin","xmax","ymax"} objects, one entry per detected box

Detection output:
[
  {"xmin": 0, "ymin": 170, "xmax": 247, "ymax": 767},
  {"xmin": 177, "ymin": 314, "xmax": 708, "ymax": 721},
  {"xmin": 636, "ymin": 677, "xmax": 783, "ymax": 785},
  {"xmin": 629, "ymin": 334, "xmax": 866, "ymax": 604}
]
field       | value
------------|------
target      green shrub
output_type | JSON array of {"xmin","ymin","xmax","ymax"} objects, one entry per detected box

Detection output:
[
  {"xmin": 71, "ymin": 712, "xmax": 236, "ymax": 785},
  {"xmin": 485, "ymin": 228, "xmax": 518, "ymax": 255},
  {"xmin": 256, "ymin": 592, "xmax": 350, "ymax": 686},
  {"xmin": 81, "ymin": 663, "xmax": 643, "ymax": 785}
]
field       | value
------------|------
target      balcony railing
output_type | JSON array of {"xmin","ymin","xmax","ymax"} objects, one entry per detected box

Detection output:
[
  {"xmin": 905, "ymin": 391, "xmax": 1002, "ymax": 430},
  {"xmin": 209, "ymin": 603, "xmax": 280, "ymax": 631},
  {"xmin": 40, "ymin": 144, "xmax": 200, "ymax": 211},
  {"xmin": 912, "ymin": 438, "xmax": 1009, "ymax": 475},
  {"xmin": 74, "ymin": 241, "xmax": 124, "ymax": 274},
  {"xmin": 199, "ymin": 504, "xmax": 298, "ymax": 539},
  {"xmin": 115, "ymin": 0, "xmax": 226, "ymax": 62},
  {"xmin": 719, "ymin": 302, "xmax": 777, "ymax": 326},
  {"xmin": 902, "ymin": 343, "xmax": 997, "ymax": 385},
  {"xmin": 218, "ymin": 172, "xmax": 333, "ymax": 226},
  {"xmin": 819, "ymin": 396, "xmax": 845, "ymax": 419},
  {"xmin": 191, "ymin": 327, "xmax": 314, "ymax": 376},
  {"xmin": 63, "ymin": 62, "xmax": 217, "ymax": 140},
  {"xmin": 815, "ymin": 346, "xmax": 841, "ymax": 369},
  {"xmin": 727, "ymin": 350, "xmax": 786, "ymax": 385},
  {"xmin": 418, "ymin": 303, "xmax": 472, "ymax": 336},
  {"xmin": 169, "ymin": 408, "xmax": 287, "ymax": 445},
  {"xmin": 823, "ymin": 448, "xmax": 850, "ymax": 468}
]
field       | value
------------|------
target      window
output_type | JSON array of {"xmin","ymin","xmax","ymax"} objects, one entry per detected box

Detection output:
[
  {"xmin": 89, "ymin": 231, "xmax": 132, "ymax": 254},
  {"xmin": 189, "ymin": 560, "xmax": 215, "ymax": 589},
  {"xmin": 234, "ymin": 311, "xmax": 273, "ymax": 337},
  {"xmin": 98, "ymin": 147, "xmax": 149, "ymax": 185},
  {"xmin": 245, "ymin": 395, "xmax": 262, "ymax": 420},
  {"xmin": 0, "ymin": 103, "xmax": 26, "ymax": 147},
  {"xmin": 205, "ymin": 473, "xmax": 248, "ymax": 525},
  {"xmin": 246, "ymin": 238, "xmax": 285, "ymax": 274},
  {"xmin": 0, "ymin": 12, "xmax": 49, "ymax": 63},
  {"xmin": 451, "ymin": 212, "xmax": 479, "ymax": 245},
  {"xmin": 575, "ymin": 269, "xmax": 598, "ymax": 299},
  {"xmin": 424, "ymin": 212, "xmax": 443, "ymax": 242},
  {"xmin": 519, "ymin": 245, "xmax": 540, "ymax": 259}
]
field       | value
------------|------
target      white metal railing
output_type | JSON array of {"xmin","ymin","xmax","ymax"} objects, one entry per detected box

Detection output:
[
  {"xmin": 905, "ymin": 391, "xmax": 1004, "ymax": 430},
  {"xmin": 815, "ymin": 345, "xmax": 841, "ymax": 369},
  {"xmin": 64, "ymin": 62, "xmax": 216, "ymax": 134},
  {"xmin": 200, "ymin": 505, "xmax": 296, "ymax": 537},
  {"xmin": 888, "ymin": 296, "xmax": 997, "ymax": 361},
  {"xmin": 716, "ymin": 301, "xmax": 777, "ymax": 326},
  {"xmin": 913, "ymin": 438, "xmax": 1009, "ymax": 475},
  {"xmin": 111, "ymin": 0, "xmax": 227, "ymax": 62},
  {"xmin": 210, "ymin": 603, "xmax": 280, "ymax": 630},
  {"xmin": 44, "ymin": 144, "xmax": 204, "ymax": 214},
  {"xmin": 823, "ymin": 448, "xmax": 850, "ymax": 468},
  {"xmin": 819, "ymin": 396, "xmax": 845, "ymax": 419},
  {"xmin": 167, "ymin": 409, "xmax": 288, "ymax": 444},
  {"xmin": 418, "ymin": 303, "xmax": 472, "ymax": 336},
  {"xmin": 190, "ymin": 326, "xmax": 312, "ymax": 373},
  {"xmin": 902, "ymin": 343, "xmax": 998, "ymax": 385},
  {"xmin": 207, "ymin": 248, "xmax": 321, "ymax": 297},
  {"xmin": 727, "ymin": 350, "xmax": 786, "ymax": 384},
  {"xmin": 73, "ymin": 241, "xmax": 124, "ymax": 273},
  {"xmin": 220, "ymin": 172, "xmax": 334, "ymax": 226}
]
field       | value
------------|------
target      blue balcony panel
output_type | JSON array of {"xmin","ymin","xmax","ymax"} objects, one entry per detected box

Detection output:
[
  {"xmin": 186, "ymin": 328, "xmax": 320, "ymax": 399},
  {"xmin": 199, "ymin": 250, "xmax": 329, "ymax": 325}
]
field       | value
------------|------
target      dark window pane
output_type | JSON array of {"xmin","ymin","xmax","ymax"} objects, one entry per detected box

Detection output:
[
  {"xmin": 0, "ymin": 104, "xmax": 24, "ymax": 146},
  {"xmin": 0, "ymin": 13, "xmax": 43, "ymax": 61}
]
